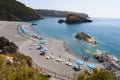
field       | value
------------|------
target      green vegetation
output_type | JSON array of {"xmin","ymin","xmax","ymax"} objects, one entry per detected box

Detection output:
[
  {"xmin": 0, "ymin": 53, "xmax": 48, "ymax": 80},
  {"xmin": 0, "ymin": 0, "xmax": 40, "ymax": 21},
  {"xmin": 0, "ymin": 36, "xmax": 48, "ymax": 80},
  {"xmin": 34, "ymin": 9, "xmax": 89, "ymax": 18},
  {"xmin": 77, "ymin": 68, "xmax": 115, "ymax": 80}
]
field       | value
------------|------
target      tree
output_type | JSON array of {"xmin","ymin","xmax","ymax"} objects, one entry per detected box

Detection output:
[{"xmin": 77, "ymin": 68, "xmax": 115, "ymax": 80}]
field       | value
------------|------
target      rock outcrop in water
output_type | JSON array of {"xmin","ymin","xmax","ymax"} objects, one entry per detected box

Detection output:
[
  {"xmin": 65, "ymin": 14, "xmax": 92, "ymax": 24},
  {"xmin": 75, "ymin": 32, "xmax": 96, "ymax": 46},
  {"xmin": 58, "ymin": 19, "xmax": 64, "ymax": 23}
]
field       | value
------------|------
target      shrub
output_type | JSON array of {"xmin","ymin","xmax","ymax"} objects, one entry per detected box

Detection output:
[{"xmin": 77, "ymin": 68, "xmax": 115, "ymax": 80}]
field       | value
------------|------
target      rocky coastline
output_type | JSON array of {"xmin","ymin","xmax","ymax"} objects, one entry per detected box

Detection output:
[
  {"xmin": 75, "ymin": 32, "xmax": 96, "ymax": 46},
  {"xmin": 93, "ymin": 50, "xmax": 120, "ymax": 80}
]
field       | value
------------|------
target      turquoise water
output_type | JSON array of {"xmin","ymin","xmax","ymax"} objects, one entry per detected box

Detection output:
[{"xmin": 31, "ymin": 18, "xmax": 120, "ymax": 61}]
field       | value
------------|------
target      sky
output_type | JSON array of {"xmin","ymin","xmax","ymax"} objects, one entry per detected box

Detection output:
[{"xmin": 17, "ymin": 0, "xmax": 120, "ymax": 18}]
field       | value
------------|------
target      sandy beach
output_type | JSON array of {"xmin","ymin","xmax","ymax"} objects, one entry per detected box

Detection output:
[{"xmin": 0, "ymin": 21, "xmax": 104, "ymax": 79}]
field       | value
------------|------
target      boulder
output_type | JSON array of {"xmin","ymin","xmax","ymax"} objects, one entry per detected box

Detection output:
[
  {"xmin": 65, "ymin": 14, "xmax": 92, "ymax": 24},
  {"xmin": 58, "ymin": 19, "xmax": 64, "ymax": 23},
  {"xmin": 75, "ymin": 32, "xmax": 96, "ymax": 46},
  {"xmin": 0, "ymin": 36, "xmax": 18, "ymax": 53},
  {"xmin": 94, "ymin": 50, "xmax": 111, "ymax": 63}
]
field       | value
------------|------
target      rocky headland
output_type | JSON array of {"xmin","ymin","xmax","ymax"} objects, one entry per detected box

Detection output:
[
  {"xmin": 75, "ymin": 32, "xmax": 96, "ymax": 46},
  {"xmin": 93, "ymin": 50, "xmax": 120, "ymax": 80},
  {"xmin": 65, "ymin": 14, "xmax": 92, "ymax": 24},
  {"xmin": 34, "ymin": 9, "xmax": 89, "ymax": 18}
]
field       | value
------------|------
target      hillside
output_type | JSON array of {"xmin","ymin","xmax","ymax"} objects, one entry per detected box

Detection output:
[
  {"xmin": 34, "ymin": 9, "xmax": 89, "ymax": 18},
  {"xmin": 0, "ymin": 53, "xmax": 48, "ymax": 80},
  {"xmin": 0, "ymin": 0, "xmax": 41, "ymax": 21},
  {"xmin": 0, "ymin": 36, "xmax": 48, "ymax": 80}
]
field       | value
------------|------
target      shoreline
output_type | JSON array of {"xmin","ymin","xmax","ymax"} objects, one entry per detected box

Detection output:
[{"xmin": 0, "ymin": 21, "xmax": 104, "ymax": 78}]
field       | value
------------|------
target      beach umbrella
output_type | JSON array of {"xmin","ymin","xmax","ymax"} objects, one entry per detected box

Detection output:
[
  {"xmin": 39, "ymin": 43, "xmax": 43, "ymax": 47},
  {"xmin": 41, "ymin": 47, "xmax": 48, "ymax": 51},
  {"xmin": 38, "ymin": 34, "xmax": 43, "ymax": 37},
  {"xmin": 41, "ymin": 38, "xmax": 46, "ymax": 42},
  {"xmin": 20, "ymin": 25, "xmax": 28, "ymax": 34},
  {"xmin": 76, "ymin": 60, "xmax": 83, "ymax": 65},
  {"xmin": 87, "ymin": 64, "xmax": 95, "ymax": 69},
  {"xmin": 40, "ymin": 38, "xmax": 46, "ymax": 44}
]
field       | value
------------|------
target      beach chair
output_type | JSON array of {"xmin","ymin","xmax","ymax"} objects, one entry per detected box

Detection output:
[
  {"xmin": 40, "ymin": 52, "xmax": 45, "ymax": 55},
  {"xmin": 59, "ymin": 58, "xmax": 62, "ymax": 62},
  {"xmin": 46, "ymin": 56, "xmax": 50, "ymax": 59},
  {"xmin": 49, "ymin": 55, "xmax": 54, "ymax": 59},
  {"xmin": 56, "ymin": 58, "xmax": 62, "ymax": 62},
  {"xmin": 29, "ymin": 45, "xmax": 33, "ymax": 50},
  {"xmin": 68, "ymin": 62, "xmax": 72, "ymax": 66},
  {"xmin": 33, "ymin": 42, "xmax": 36, "ymax": 46},
  {"xmin": 66, "ymin": 62, "xmax": 70, "ymax": 65},
  {"xmin": 73, "ymin": 64, "xmax": 78, "ymax": 69},
  {"xmin": 66, "ymin": 62, "xmax": 72, "ymax": 66}
]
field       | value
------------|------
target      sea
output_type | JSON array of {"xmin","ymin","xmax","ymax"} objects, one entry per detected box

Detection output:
[{"xmin": 31, "ymin": 18, "xmax": 120, "ymax": 62}]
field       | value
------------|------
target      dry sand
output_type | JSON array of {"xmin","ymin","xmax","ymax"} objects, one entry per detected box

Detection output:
[{"xmin": 0, "ymin": 21, "xmax": 104, "ymax": 79}]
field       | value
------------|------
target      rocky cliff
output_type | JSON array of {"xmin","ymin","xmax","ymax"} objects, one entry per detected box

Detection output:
[
  {"xmin": 93, "ymin": 50, "xmax": 120, "ymax": 80},
  {"xmin": 0, "ymin": 0, "xmax": 41, "ymax": 21}
]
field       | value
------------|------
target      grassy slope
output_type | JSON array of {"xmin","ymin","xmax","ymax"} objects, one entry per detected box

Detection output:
[{"xmin": 0, "ymin": 53, "xmax": 48, "ymax": 80}]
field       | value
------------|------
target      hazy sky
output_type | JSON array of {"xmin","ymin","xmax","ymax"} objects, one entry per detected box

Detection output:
[{"xmin": 17, "ymin": 0, "xmax": 120, "ymax": 18}]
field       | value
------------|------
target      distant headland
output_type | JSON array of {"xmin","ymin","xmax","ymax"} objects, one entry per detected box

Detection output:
[
  {"xmin": 34, "ymin": 9, "xmax": 89, "ymax": 18},
  {"xmin": 0, "ymin": 0, "xmax": 92, "ymax": 22}
]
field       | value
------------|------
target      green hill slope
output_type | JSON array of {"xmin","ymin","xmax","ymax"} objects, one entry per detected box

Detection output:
[
  {"xmin": 0, "ymin": 0, "xmax": 41, "ymax": 21},
  {"xmin": 0, "ymin": 53, "xmax": 48, "ymax": 80},
  {"xmin": 0, "ymin": 36, "xmax": 48, "ymax": 80}
]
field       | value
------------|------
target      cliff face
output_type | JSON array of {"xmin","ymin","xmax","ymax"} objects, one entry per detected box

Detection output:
[
  {"xmin": 65, "ymin": 14, "xmax": 92, "ymax": 24},
  {"xmin": 0, "ymin": 0, "xmax": 41, "ymax": 21}
]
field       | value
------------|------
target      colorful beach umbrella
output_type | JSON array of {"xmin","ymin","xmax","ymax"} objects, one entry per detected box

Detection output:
[
  {"xmin": 20, "ymin": 25, "xmax": 28, "ymax": 34},
  {"xmin": 41, "ymin": 47, "xmax": 48, "ymax": 51},
  {"xmin": 40, "ymin": 38, "xmax": 46, "ymax": 43},
  {"xmin": 87, "ymin": 64, "xmax": 95, "ymax": 69},
  {"xmin": 76, "ymin": 60, "xmax": 83, "ymax": 65},
  {"xmin": 39, "ymin": 43, "xmax": 43, "ymax": 46},
  {"xmin": 38, "ymin": 34, "xmax": 43, "ymax": 37}
]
